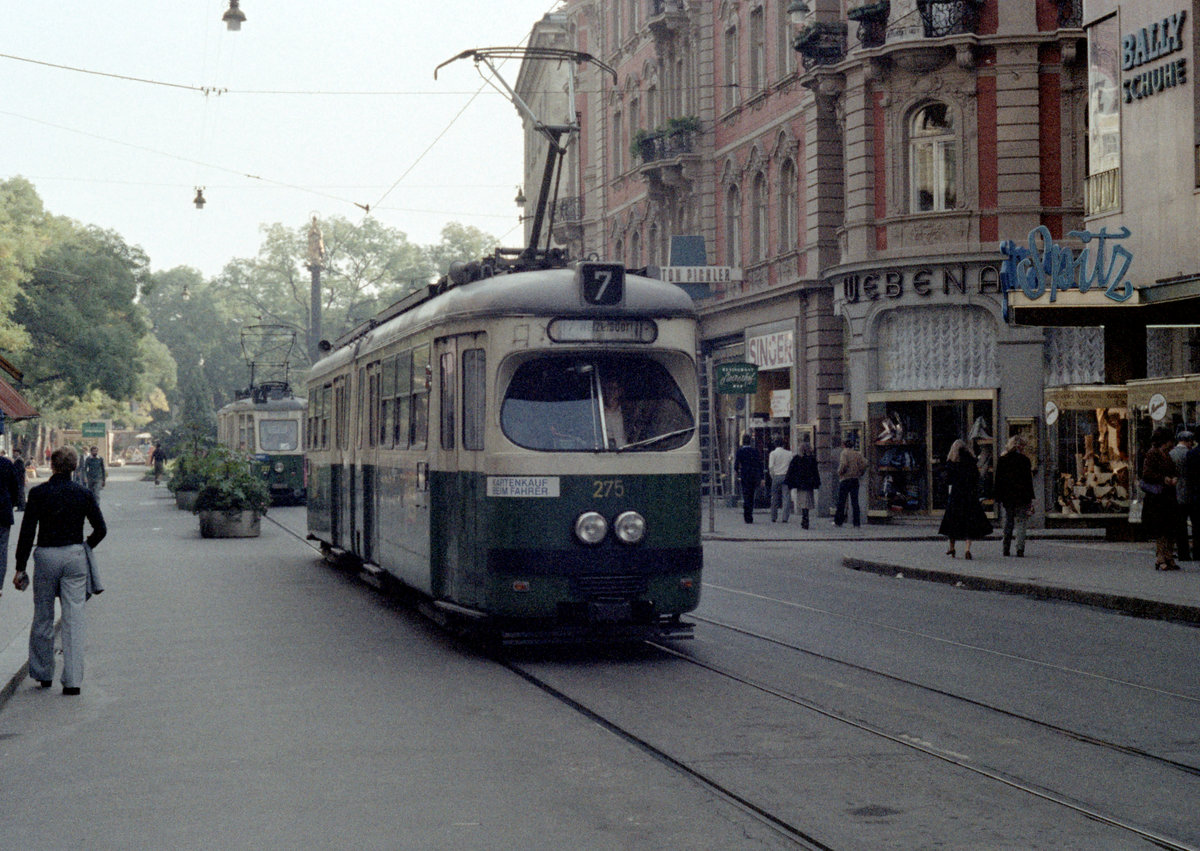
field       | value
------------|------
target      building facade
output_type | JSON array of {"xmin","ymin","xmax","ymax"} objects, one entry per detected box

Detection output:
[{"xmin": 516, "ymin": 1, "xmax": 1165, "ymax": 521}]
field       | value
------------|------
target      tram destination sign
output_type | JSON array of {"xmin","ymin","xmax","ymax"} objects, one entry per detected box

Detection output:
[
  {"xmin": 715, "ymin": 362, "xmax": 759, "ymax": 395},
  {"xmin": 547, "ymin": 318, "xmax": 657, "ymax": 343}
]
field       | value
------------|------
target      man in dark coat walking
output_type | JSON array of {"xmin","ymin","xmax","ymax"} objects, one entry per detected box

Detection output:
[{"xmin": 734, "ymin": 434, "xmax": 763, "ymax": 524}]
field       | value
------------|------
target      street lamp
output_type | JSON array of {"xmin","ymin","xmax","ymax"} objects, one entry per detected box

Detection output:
[
  {"xmin": 193, "ymin": 187, "xmax": 206, "ymax": 209},
  {"xmin": 787, "ymin": 0, "xmax": 811, "ymax": 24},
  {"xmin": 223, "ymin": 0, "xmax": 246, "ymax": 31},
  {"xmin": 306, "ymin": 216, "xmax": 326, "ymax": 364}
]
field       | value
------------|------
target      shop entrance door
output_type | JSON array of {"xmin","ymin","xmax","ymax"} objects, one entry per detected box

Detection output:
[{"xmin": 930, "ymin": 400, "xmax": 994, "ymax": 512}]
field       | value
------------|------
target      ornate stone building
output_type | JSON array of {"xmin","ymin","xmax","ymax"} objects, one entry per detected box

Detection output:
[{"xmin": 518, "ymin": 1, "xmax": 1118, "ymax": 520}]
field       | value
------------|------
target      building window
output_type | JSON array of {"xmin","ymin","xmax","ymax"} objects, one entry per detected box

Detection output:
[
  {"xmin": 749, "ymin": 8, "xmax": 766, "ymax": 93},
  {"xmin": 751, "ymin": 172, "xmax": 768, "ymax": 262},
  {"xmin": 725, "ymin": 184, "xmax": 742, "ymax": 268},
  {"xmin": 776, "ymin": 1, "xmax": 796, "ymax": 77},
  {"xmin": 630, "ymin": 230, "xmax": 642, "ymax": 267},
  {"xmin": 909, "ymin": 102, "xmax": 957, "ymax": 213},
  {"xmin": 613, "ymin": 111, "xmax": 624, "ymax": 174},
  {"xmin": 648, "ymin": 223, "xmax": 660, "ymax": 266},
  {"xmin": 779, "ymin": 159, "xmax": 797, "ymax": 251},
  {"xmin": 724, "ymin": 25, "xmax": 740, "ymax": 112},
  {"xmin": 615, "ymin": 238, "xmax": 624, "ymax": 264}
]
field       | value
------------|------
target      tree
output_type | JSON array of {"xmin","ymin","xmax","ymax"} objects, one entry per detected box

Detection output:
[
  {"xmin": 425, "ymin": 222, "xmax": 500, "ymax": 276},
  {"xmin": 216, "ymin": 215, "xmax": 435, "ymax": 367},
  {"xmin": 14, "ymin": 223, "xmax": 149, "ymax": 401},
  {"xmin": 0, "ymin": 177, "xmax": 50, "ymax": 353}
]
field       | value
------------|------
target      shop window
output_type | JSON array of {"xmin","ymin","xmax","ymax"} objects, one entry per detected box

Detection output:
[
  {"xmin": 909, "ymin": 102, "xmax": 957, "ymax": 213},
  {"xmin": 1050, "ymin": 406, "xmax": 1130, "ymax": 516},
  {"xmin": 878, "ymin": 305, "xmax": 997, "ymax": 391}
]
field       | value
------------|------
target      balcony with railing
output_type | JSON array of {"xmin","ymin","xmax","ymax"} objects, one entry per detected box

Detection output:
[
  {"xmin": 633, "ymin": 120, "xmax": 701, "ymax": 194},
  {"xmin": 647, "ymin": 0, "xmax": 687, "ymax": 41}
]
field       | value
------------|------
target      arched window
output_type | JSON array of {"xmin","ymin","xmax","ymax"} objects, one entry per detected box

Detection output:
[
  {"xmin": 725, "ymin": 184, "xmax": 742, "ymax": 268},
  {"xmin": 614, "ymin": 238, "xmax": 624, "ymax": 264},
  {"xmin": 630, "ymin": 231, "xmax": 641, "ymax": 267},
  {"xmin": 909, "ymin": 102, "xmax": 957, "ymax": 213},
  {"xmin": 779, "ymin": 159, "xmax": 797, "ymax": 251},
  {"xmin": 749, "ymin": 7, "xmax": 766, "ymax": 92},
  {"xmin": 724, "ymin": 25, "xmax": 740, "ymax": 111},
  {"xmin": 648, "ymin": 223, "xmax": 660, "ymax": 266},
  {"xmin": 751, "ymin": 172, "xmax": 769, "ymax": 261}
]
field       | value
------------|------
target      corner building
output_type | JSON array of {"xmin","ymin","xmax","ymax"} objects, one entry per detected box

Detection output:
[{"xmin": 521, "ymin": 1, "xmax": 1095, "ymax": 520}]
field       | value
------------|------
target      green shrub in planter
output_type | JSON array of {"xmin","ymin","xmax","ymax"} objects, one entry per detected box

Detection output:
[{"xmin": 191, "ymin": 446, "xmax": 271, "ymax": 515}]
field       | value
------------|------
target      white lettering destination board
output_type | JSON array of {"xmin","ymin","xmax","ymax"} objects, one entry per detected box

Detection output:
[
  {"xmin": 487, "ymin": 476, "xmax": 561, "ymax": 498},
  {"xmin": 660, "ymin": 266, "xmax": 742, "ymax": 284}
]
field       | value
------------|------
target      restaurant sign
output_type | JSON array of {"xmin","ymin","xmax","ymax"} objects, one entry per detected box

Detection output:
[{"xmin": 1000, "ymin": 225, "xmax": 1135, "ymax": 319}]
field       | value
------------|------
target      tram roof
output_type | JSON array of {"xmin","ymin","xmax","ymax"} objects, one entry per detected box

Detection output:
[{"xmin": 312, "ymin": 266, "xmax": 697, "ymax": 374}]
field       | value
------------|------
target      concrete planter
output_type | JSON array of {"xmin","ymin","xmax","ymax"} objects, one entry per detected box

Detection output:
[
  {"xmin": 175, "ymin": 490, "xmax": 199, "ymax": 511},
  {"xmin": 198, "ymin": 509, "xmax": 261, "ymax": 538}
]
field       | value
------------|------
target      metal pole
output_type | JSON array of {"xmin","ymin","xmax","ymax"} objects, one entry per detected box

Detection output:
[{"xmin": 308, "ymin": 263, "xmax": 321, "ymax": 364}]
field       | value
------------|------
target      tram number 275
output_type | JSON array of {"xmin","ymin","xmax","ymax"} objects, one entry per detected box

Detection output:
[{"xmin": 593, "ymin": 479, "xmax": 625, "ymax": 498}]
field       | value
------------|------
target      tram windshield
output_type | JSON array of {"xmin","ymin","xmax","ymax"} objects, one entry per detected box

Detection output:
[
  {"xmin": 501, "ymin": 355, "xmax": 694, "ymax": 452},
  {"xmin": 259, "ymin": 419, "xmax": 299, "ymax": 452}
]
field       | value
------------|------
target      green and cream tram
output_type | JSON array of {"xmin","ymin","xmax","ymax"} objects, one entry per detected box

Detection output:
[
  {"xmin": 216, "ymin": 382, "xmax": 307, "ymax": 505},
  {"xmin": 305, "ymin": 259, "xmax": 702, "ymax": 643}
]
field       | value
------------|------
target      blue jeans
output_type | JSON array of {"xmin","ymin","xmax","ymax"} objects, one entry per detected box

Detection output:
[
  {"xmin": 769, "ymin": 477, "xmax": 792, "ymax": 522},
  {"xmin": 835, "ymin": 478, "xmax": 860, "ymax": 526}
]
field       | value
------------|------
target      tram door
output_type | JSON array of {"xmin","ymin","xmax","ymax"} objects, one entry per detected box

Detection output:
[{"xmin": 433, "ymin": 334, "xmax": 486, "ymax": 605}]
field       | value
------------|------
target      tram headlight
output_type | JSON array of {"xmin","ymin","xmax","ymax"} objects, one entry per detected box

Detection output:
[
  {"xmin": 574, "ymin": 511, "xmax": 608, "ymax": 545},
  {"xmin": 273, "ymin": 461, "xmax": 284, "ymax": 473},
  {"xmin": 613, "ymin": 511, "xmax": 646, "ymax": 545}
]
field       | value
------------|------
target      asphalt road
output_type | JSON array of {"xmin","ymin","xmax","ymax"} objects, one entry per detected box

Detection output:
[{"xmin": 2, "ymin": 476, "xmax": 1198, "ymax": 849}]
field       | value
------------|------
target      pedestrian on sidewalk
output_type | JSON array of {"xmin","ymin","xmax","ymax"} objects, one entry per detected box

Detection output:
[
  {"xmin": 768, "ymin": 440, "xmax": 794, "ymax": 523},
  {"xmin": 151, "ymin": 442, "xmax": 167, "ymax": 486},
  {"xmin": 1185, "ymin": 440, "xmax": 1200, "ymax": 564},
  {"xmin": 734, "ymin": 433, "xmax": 763, "ymax": 524},
  {"xmin": 1142, "ymin": 426, "xmax": 1179, "ymax": 571},
  {"xmin": 995, "ymin": 435, "xmax": 1035, "ymax": 557},
  {"xmin": 938, "ymin": 438, "xmax": 992, "ymax": 559},
  {"xmin": 785, "ymin": 437, "xmax": 821, "ymax": 529},
  {"xmin": 83, "ymin": 445, "xmax": 106, "ymax": 502},
  {"xmin": 834, "ymin": 437, "xmax": 867, "ymax": 527},
  {"xmin": 12, "ymin": 446, "xmax": 107, "ymax": 695},
  {"xmin": 11, "ymin": 449, "xmax": 27, "ymax": 510},
  {"xmin": 0, "ymin": 448, "xmax": 20, "ymax": 596},
  {"xmin": 1169, "ymin": 430, "xmax": 1195, "ymax": 561}
]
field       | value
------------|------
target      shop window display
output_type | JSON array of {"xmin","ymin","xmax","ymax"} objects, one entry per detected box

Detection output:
[
  {"xmin": 868, "ymin": 397, "xmax": 994, "ymax": 516},
  {"xmin": 1051, "ymin": 407, "xmax": 1130, "ymax": 516}
]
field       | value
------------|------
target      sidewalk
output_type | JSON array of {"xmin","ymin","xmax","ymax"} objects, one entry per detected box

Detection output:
[
  {"xmin": 702, "ymin": 501, "xmax": 1200, "ymax": 626},
  {"xmin": 0, "ymin": 466, "xmax": 162, "ymax": 707}
]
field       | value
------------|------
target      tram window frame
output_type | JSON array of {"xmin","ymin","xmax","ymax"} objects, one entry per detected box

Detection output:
[
  {"xmin": 334, "ymin": 377, "xmax": 348, "ymax": 450},
  {"xmin": 366, "ymin": 361, "xmax": 382, "ymax": 448},
  {"xmin": 395, "ymin": 350, "xmax": 412, "ymax": 449},
  {"xmin": 381, "ymin": 355, "xmax": 396, "ymax": 448},
  {"xmin": 411, "ymin": 344, "xmax": 430, "ymax": 449},
  {"xmin": 440, "ymin": 352, "xmax": 456, "ymax": 450},
  {"xmin": 462, "ymin": 348, "xmax": 486, "ymax": 451}
]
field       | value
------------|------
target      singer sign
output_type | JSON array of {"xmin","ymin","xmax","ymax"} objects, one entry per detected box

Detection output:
[{"xmin": 746, "ymin": 330, "xmax": 794, "ymax": 370}]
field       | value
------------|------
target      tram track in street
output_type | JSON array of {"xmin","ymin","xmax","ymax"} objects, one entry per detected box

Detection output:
[
  {"xmin": 690, "ymin": 612, "xmax": 1200, "ymax": 780},
  {"xmin": 647, "ymin": 628, "xmax": 1200, "ymax": 851}
]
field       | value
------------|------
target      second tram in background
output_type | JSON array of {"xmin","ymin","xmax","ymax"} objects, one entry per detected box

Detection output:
[
  {"xmin": 304, "ymin": 255, "xmax": 703, "ymax": 644},
  {"xmin": 216, "ymin": 381, "xmax": 307, "ymax": 505}
]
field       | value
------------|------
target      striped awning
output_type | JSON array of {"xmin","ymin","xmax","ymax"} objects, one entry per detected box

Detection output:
[{"xmin": 0, "ymin": 379, "xmax": 37, "ymax": 420}]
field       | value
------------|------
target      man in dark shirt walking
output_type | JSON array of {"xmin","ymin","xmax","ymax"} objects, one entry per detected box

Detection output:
[
  {"xmin": 83, "ymin": 445, "xmax": 106, "ymax": 502},
  {"xmin": 13, "ymin": 446, "xmax": 107, "ymax": 695}
]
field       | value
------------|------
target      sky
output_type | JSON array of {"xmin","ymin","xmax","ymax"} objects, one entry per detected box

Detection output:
[{"xmin": 1, "ymin": 1, "xmax": 563, "ymax": 279}]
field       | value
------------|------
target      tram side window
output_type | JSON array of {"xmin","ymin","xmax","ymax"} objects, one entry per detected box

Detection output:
[
  {"xmin": 501, "ymin": 355, "xmax": 694, "ymax": 452},
  {"xmin": 366, "ymin": 362, "xmax": 381, "ymax": 448},
  {"xmin": 440, "ymin": 352, "xmax": 456, "ymax": 450},
  {"xmin": 321, "ymin": 384, "xmax": 332, "ymax": 449},
  {"xmin": 381, "ymin": 355, "xmax": 396, "ymax": 448},
  {"xmin": 394, "ymin": 350, "xmax": 412, "ymax": 449},
  {"xmin": 411, "ymin": 344, "xmax": 430, "ymax": 449},
  {"xmin": 239, "ymin": 414, "xmax": 253, "ymax": 452},
  {"xmin": 462, "ymin": 349, "xmax": 486, "ymax": 451},
  {"xmin": 334, "ymin": 378, "xmax": 348, "ymax": 450}
]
